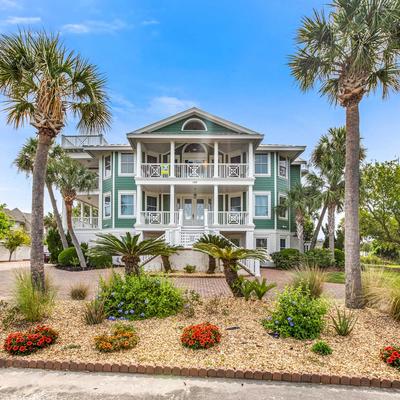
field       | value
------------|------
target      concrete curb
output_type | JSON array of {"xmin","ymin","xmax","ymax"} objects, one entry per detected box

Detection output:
[{"xmin": 0, "ymin": 358, "xmax": 399, "ymax": 389}]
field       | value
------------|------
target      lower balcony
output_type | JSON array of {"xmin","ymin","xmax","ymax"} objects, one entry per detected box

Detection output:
[{"xmin": 72, "ymin": 217, "xmax": 99, "ymax": 230}]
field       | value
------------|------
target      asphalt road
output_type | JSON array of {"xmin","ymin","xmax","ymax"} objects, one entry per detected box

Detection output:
[{"xmin": 0, "ymin": 369, "xmax": 398, "ymax": 400}]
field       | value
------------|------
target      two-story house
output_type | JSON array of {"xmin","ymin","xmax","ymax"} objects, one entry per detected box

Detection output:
[{"xmin": 61, "ymin": 108, "xmax": 306, "ymax": 261}]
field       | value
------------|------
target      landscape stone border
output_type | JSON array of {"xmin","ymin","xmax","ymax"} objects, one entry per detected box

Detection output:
[{"xmin": 0, "ymin": 358, "xmax": 399, "ymax": 390}]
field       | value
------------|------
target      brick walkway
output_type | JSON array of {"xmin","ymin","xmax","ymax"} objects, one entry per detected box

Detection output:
[{"xmin": 0, "ymin": 262, "xmax": 344, "ymax": 300}]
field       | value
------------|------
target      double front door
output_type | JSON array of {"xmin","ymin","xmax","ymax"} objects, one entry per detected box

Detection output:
[{"xmin": 183, "ymin": 197, "xmax": 210, "ymax": 226}]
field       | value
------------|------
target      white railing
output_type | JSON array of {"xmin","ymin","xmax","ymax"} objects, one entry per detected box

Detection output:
[
  {"xmin": 175, "ymin": 163, "xmax": 213, "ymax": 179},
  {"xmin": 72, "ymin": 217, "xmax": 99, "ymax": 230},
  {"xmin": 139, "ymin": 211, "xmax": 178, "ymax": 225},
  {"xmin": 218, "ymin": 163, "xmax": 249, "ymax": 178},
  {"xmin": 207, "ymin": 211, "xmax": 249, "ymax": 226},
  {"xmin": 180, "ymin": 230, "xmax": 203, "ymax": 248},
  {"xmin": 141, "ymin": 163, "xmax": 170, "ymax": 178},
  {"xmin": 61, "ymin": 135, "xmax": 108, "ymax": 148}
]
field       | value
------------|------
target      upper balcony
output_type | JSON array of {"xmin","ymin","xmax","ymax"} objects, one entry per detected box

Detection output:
[{"xmin": 61, "ymin": 134, "xmax": 108, "ymax": 148}]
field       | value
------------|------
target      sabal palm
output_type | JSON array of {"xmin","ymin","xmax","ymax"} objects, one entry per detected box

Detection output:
[
  {"xmin": 195, "ymin": 243, "xmax": 268, "ymax": 297},
  {"xmin": 54, "ymin": 156, "xmax": 97, "ymax": 269},
  {"xmin": 90, "ymin": 233, "xmax": 167, "ymax": 275},
  {"xmin": 0, "ymin": 31, "xmax": 110, "ymax": 288},
  {"xmin": 14, "ymin": 138, "xmax": 68, "ymax": 250},
  {"xmin": 194, "ymin": 234, "xmax": 230, "ymax": 273},
  {"xmin": 289, "ymin": 0, "xmax": 400, "ymax": 308}
]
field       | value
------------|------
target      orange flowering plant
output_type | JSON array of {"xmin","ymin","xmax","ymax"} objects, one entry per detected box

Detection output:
[
  {"xmin": 381, "ymin": 346, "xmax": 400, "ymax": 370},
  {"xmin": 181, "ymin": 322, "xmax": 221, "ymax": 350},
  {"xmin": 4, "ymin": 325, "xmax": 58, "ymax": 355},
  {"xmin": 94, "ymin": 322, "xmax": 139, "ymax": 353}
]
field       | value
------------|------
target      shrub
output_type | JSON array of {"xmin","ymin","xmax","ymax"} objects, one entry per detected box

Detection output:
[
  {"xmin": 311, "ymin": 340, "xmax": 332, "ymax": 356},
  {"xmin": 58, "ymin": 247, "xmax": 77, "ymax": 267},
  {"xmin": 381, "ymin": 346, "xmax": 400, "ymax": 370},
  {"xmin": 240, "ymin": 279, "xmax": 255, "ymax": 300},
  {"xmin": 94, "ymin": 323, "xmax": 139, "ymax": 353},
  {"xmin": 331, "ymin": 306, "xmax": 358, "ymax": 336},
  {"xmin": 292, "ymin": 266, "xmax": 326, "ymax": 299},
  {"xmin": 84, "ymin": 299, "xmax": 106, "ymax": 325},
  {"xmin": 305, "ymin": 248, "xmax": 335, "ymax": 268},
  {"xmin": 3, "ymin": 325, "xmax": 58, "ymax": 355},
  {"xmin": 88, "ymin": 253, "xmax": 113, "ymax": 269},
  {"xmin": 46, "ymin": 228, "xmax": 63, "ymax": 263},
  {"xmin": 204, "ymin": 296, "xmax": 230, "ymax": 316},
  {"xmin": 184, "ymin": 264, "xmax": 196, "ymax": 273},
  {"xmin": 70, "ymin": 283, "xmax": 89, "ymax": 300},
  {"xmin": 99, "ymin": 272, "xmax": 183, "ymax": 320},
  {"xmin": 334, "ymin": 249, "xmax": 345, "ymax": 268},
  {"xmin": 271, "ymin": 248, "xmax": 303, "ymax": 269},
  {"xmin": 252, "ymin": 278, "xmax": 277, "ymax": 300},
  {"xmin": 361, "ymin": 254, "xmax": 391, "ymax": 265},
  {"xmin": 181, "ymin": 322, "xmax": 221, "ymax": 350},
  {"xmin": 182, "ymin": 290, "xmax": 202, "ymax": 318},
  {"xmin": 262, "ymin": 286, "xmax": 328, "ymax": 340},
  {"xmin": 14, "ymin": 271, "xmax": 56, "ymax": 322}
]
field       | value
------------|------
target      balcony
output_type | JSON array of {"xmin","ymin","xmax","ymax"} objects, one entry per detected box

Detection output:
[
  {"xmin": 61, "ymin": 135, "xmax": 108, "ymax": 148},
  {"xmin": 140, "ymin": 163, "xmax": 249, "ymax": 179},
  {"xmin": 138, "ymin": 211, "xmax": 179, "ymax": 225},
  {"xmin": 207, "ymin": 211, "xmax": 249, "ymax": 226},
  {"xmin": 72, "ymin": 217, "xmax": 99, "ymax": 230}
]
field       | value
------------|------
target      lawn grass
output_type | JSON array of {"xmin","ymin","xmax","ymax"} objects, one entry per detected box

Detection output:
[{"xmin": 325, "ymin": 271, "xmax": 345, "ymax": 284}]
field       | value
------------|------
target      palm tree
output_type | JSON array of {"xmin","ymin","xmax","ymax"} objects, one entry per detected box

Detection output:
[
  {"xmin": 159, "ymin": 244, "xmax": 183, "ymax": 273},
  {"xmin": 53, "ymin": 156, "xmax": 97, "ymax": 269},
  {"xmin": 90, "ymin": 233, "xmax": 167, "ymax": 275},
  {"xmin": 194, "ymin": 244, "xmax": 268, "ymax": 297},
  {"xmin": 0, "ymin": 31, "xmax": 110, "ymax": 288},
  {"xmin": 194, "ymin": 234, "xmax": 230, "ymax": 273},
  {"xmin": 14, "ymin": 138, "xmax": 69, "ymax": 250},
  {"xmin": 289, "ymin": 0, "xmax": 400, "ymax": 308}
]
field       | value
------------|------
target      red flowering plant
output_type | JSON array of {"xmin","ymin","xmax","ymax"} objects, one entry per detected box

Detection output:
[
  {"xmin": 181, "ymin": 322, "xmax": 221, "ymax": 350},
  {"xmin": 4, "ymin": 325, "xmax": 58, "ymax": 356},
  {"xmin": 381, "ymin": 346, "xmax": 400, "ymax": 370}
]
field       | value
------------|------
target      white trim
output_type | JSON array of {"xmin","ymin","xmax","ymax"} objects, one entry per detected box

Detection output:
[
  {"xmin": 279, "ymin": 235, "xmax": 289, "ymax": 250},
  {"xmin": 118, "ymin": 190, "xmax": 137, "ymax": 219},
  {"xmin": 103, "ymin": 192, "xmax": 112, "ymax": 219},
  {"xmin": 277, "ymin": 192, "xmax": 289, "ymax": 220},
  {"xmin": 98, "ymin": 157, "xmax": 103, "ymax": 226},
  {"xmin": 274, "ymin": 153, "xmax": 278, "ymax": 229},
  {"xmin": 181, "ymin": 117, "xmax": 208, "ymax": 131},
  {"xmin": 253, "ymin": 191, "xmax": 272, "ymax": 219},
  {"xmin": 145, "ymin": 192, "xmax": 160, "ymax": 211},
  {"xmin": 254, "ymin": 152, "xmax": 271, "ymax": 177},
  {"xmin": 118, "ymin": 152, "xmax": 135, "ymax": 177},
  {"xmin": 112, "ymin": 152, "xmax": 115, "ymax": 229},
  {"xmin": 103, "ymin": 154, "xmax": 112, "ymax": 179}
]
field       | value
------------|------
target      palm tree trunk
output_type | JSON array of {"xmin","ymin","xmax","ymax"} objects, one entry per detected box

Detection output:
[
  {"xmin": 207, "ymin": 255, "xmax": 217, "ymax": 274},
  {"xmin": 328, "ymin": 203, "xmax": 335, "ymax": 257},
  {"xmin": 222, "ymin": 260, "xmax": 243, "ymax": 297},
  {"xmin": 65, "ymin": 199, "xmax": 87, "ymax": 269},
  {"xmin": 310, "ymin": 203, "xmax": 327, "ymax": 250},
  {"xmin": 30, "ymin": 133, "xmax": 52, "ymax": 289},
  {"xmin": 161, "ymin": 255, "xmax": 172, "ymax": 272},
  {"xmin": 296, "ymin": 212, "xmax": 304, "ymax": 253},
  {"xmin": 124, "ymin": 256, "xmax": 140, "ymax": 276},
  {"xmin": 46, "ymin": 182, "xmax": 68, "ymax": 250},
  {"xmin": 345, "ymin": 103, "xmax": 363, "ymax": 308}
]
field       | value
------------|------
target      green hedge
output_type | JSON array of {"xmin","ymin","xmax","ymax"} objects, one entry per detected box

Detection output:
[
  {"xmin": 271, "ymin": 248, "xmax": 303, "ymax": 269},
  {"xmin": 58, "ymin": 247, "xmax": 78, "ymax": 267}
]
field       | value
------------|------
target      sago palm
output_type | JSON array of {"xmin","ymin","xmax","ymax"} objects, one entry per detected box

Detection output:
[
  {"xmin": 90, "ymin": 233, "xmax": 167, "ymax": 275},
  {"xmin": 54, "ymin": 156, "xmax": 97, "ymax": 269},
  {"xmin": 14, "ymin": 138, "xmax": 69, "ymax": 250},
  {"xmin": 0, "ymin": 31, "xmax": 110, "ymax": 288},
  {"xmin": 289, "ymin": 0, "xmax": 400, "ymax": 308},
  {"xmin": 158, "ymin": 244, "xmax": 183, "ymax": 273},
  {"xmin": 195, "ymin": 243, "xmax": 268, "ymax": 297},
  {"xmin": 194, "ymin": 234, "xmax": 230, "ymax": 273}
]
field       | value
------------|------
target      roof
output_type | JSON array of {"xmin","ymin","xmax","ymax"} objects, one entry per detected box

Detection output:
[{"xmin": 4, "ymin": 208, "xmax": 31, "ymax": 231}]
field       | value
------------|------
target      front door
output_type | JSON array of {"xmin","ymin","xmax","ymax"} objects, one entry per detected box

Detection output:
[{"xmin": 183, "ymin": 198, "xmax": 205, "ymax": 225}]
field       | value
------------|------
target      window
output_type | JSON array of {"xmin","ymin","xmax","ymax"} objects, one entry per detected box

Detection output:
[
  {"xmin": 278, "ymin": 194, "xmax": 288, "ymax": 219},
  {"xmin": 146, "ymin": 196, "xmax": 157, "ymax": 212},
  {"xmin": 120, "ymin": 153, "xmax": 134, "ymax": 175},
  {"xmin": 279, "ymin": 156, "xmax": 288, "ymax": 178},
  {"xmin": 255, "ymin": 153, "xmax": 269, "ymax": 175},
  {"xmin": 230, "ymin": 196, "xmax": 241, "ymax": 212},
  {"xmin": 103, "ymin": 193, "xmax": 111, "ymax": 218},
  {"xmin": 254, "ymin": 193, "xmax": 270, "ymax": 218},
  {"xmin": 230, "ymin": 155, "xmax": 241, "ymax": 164},
  {"xmin": 147, "ymin": 155, "xmax": 158, "ymax": 163},
  {"xmin": 104, "ymin": 155, "xmax": 112, "ymax": 178},
  {"xmin": 256, "ymin": 238, "xmax": 268, "ymax": 250},
  {"xmin": 280, "ymin": 237, "xmax": 287, "ymax": 250},
  {"xmin": 119, "ymin": 192, "xmax": 135, "ymax": 218},
  {"xmin": 182, "ymin": 118, "xmax": 207, "ymax": 131}
]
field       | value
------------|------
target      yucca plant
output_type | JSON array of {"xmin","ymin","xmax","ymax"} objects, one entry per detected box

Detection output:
[
  {"xmin": 331, "ymin": 306, "xmax": 358, "ymax": 336},
  {"xmin": 194, "ymin": 234, "xmax": 230, "ymax": 273},
  {"xmin": 90, "ymin": 233, "xmax": 167, "ymax": 275}
]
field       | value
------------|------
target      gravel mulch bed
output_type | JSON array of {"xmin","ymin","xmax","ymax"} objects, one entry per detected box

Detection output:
[{"xmin": 1, "ymin": 298, "xmax": 400, "ymax": 381}]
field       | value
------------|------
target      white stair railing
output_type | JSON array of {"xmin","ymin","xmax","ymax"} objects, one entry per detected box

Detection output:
[{"xmin": 139, "ymin": 233, "xmax": 166, "ymax": 267}]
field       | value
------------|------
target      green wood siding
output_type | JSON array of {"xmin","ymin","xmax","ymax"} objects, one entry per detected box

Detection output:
[
  {"xmin": 154, "ymin": 117, "xmax": 236, "ymax": 133},
  {"xmin": 277, "ymin": 170, "xmax": 290, "ymax": 230},
  {"xmin": 102, "ymin": 154, "xmax": 113, "ymax": 229}
]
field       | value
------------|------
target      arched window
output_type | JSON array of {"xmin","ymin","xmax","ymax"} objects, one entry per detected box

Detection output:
[
  {"xmin": 183, "ymin": 143, "xmax": 206, "ymax": 153},
  {"xmin": 181, "ymin": 118, "xmax": 207, "ymax": 131}
]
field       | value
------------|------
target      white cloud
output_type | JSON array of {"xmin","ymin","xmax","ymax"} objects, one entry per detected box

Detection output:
[
  {"xmin": 61, "ymin": 19, "xmax": 128, "ymax": 34},
  {"xmin": 3, "ymin": 16, "xmax": 41, "ymax": 24},
  {"xmin": 110, "ymin": 92, "xmax": 137, "ymax": 115},
  {"xmin": 148, "ymin": 96, "xmax": 198, "ymax": 116},
  {"xmin": 0, "ymin": 0, "xmax": 21, "ymax": 10},
  {"xmin": 141, "ymin": 19, "xmax": 159, "ymax": 26}
]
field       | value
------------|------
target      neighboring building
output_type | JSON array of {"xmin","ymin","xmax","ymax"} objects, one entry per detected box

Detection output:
[
  {"xmin": 61, "ymin": 108, "xmax": 306, "ymax": 257},
  {"xmin": 4, "ymin": 208, "xmax": 31, "ymax": 233}
]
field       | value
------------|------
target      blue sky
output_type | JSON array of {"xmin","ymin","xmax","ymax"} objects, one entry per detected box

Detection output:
[{"xmin": 1, "ymin": 0, "xmax": 400, "ymax": 212}]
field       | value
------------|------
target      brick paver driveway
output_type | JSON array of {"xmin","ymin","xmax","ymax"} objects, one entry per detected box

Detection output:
[{"xmin": 0, "ymin": 261, "xmax": 344, "ymax": 300}]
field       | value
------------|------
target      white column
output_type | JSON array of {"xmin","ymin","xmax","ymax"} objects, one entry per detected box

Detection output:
[
  {"xmin": 246, "ymin": 231, "xmax": 254, "ymax": 249},
  {"xmin": 213, "ymin": 185, "xmax": 219, "ymax": 225},
  {"xmin": 136, "ymin": 141, "xmax": 142, "ymax": 177},
  {"xmin": 248, "ymin": 185, "xmax": 254, "ymax": 226},
  {"xmin": 89, "ymin": 205, "xmax": 93, "ymax": 224},
  {"xmin": 248, "ymin": 141, "xmax": 254, "ymax": 177},
  {"xmin": 136, "ymin": 184, "xmax": 142, "ymax": 224},
  {"xmin": 80, "ymin": 201, "xmax": 84, "ymax": 220},
  {"xmin": 169, "ymin": 184, "xmax": 175, "ymax": 224},
  {"xmin": 213, "ymin": 141, "xmax": 219, "ymax": 177},
  {"xmin": 170, "ymin": 141, "xmax": 175, "ymax": 177}
]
